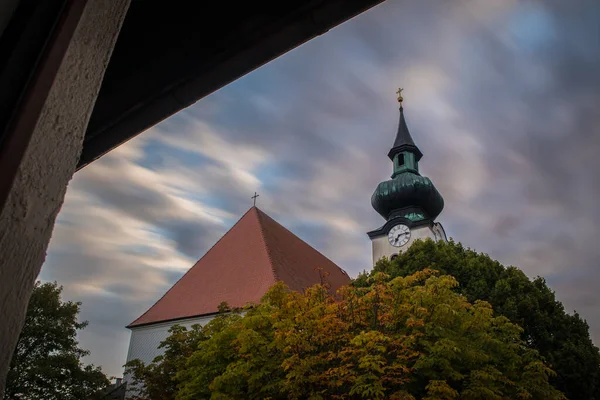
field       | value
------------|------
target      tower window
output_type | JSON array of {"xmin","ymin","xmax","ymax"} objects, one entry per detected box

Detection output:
[
  {"xmin": 390, "ymin": 254, "xmax": 398, "ymax": 261},
  {"xmin": 397, "ymin": 154, "xmax": 405, "ymax": 167}
]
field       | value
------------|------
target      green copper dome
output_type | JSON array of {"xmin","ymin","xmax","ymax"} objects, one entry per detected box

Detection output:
[
  {"xmin": 371, "ymin": 173, "xmax": 444, "ymax": 221},
  {"xmin": 371, "ymin": 101, "xmax": 444, "ymax": 222}
]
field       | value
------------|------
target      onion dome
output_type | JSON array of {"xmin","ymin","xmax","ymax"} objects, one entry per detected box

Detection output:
[
  {"xmin": 371, "ymin": 174, "xmax": 444, "ymax": 221},
  {"xmin": 371, "ymin": 89, "xmax": 444, "ymax": 223}
]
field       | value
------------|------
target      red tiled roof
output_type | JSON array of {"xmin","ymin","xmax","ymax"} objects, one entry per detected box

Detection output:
[{"xmin": 128, "ymin": 207, "xmax": 351, "ymax": 327}]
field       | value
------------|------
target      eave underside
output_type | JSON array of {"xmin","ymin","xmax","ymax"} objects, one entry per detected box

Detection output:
[{"xmin": 77, "ymin": 0, "xmax": 384, "ymax": 170}]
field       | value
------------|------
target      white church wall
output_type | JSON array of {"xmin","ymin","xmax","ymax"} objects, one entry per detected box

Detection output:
[
  {"xmin": 126, "ymin": 314, "xmax": 215, "ymax": 366},
  {"xmin": 371, "ymin": 224, "xmax": 437, "ymax": 265},
  {"xmin": 123, "ymin": 314, "xmax": 215, "ymax": 395}
]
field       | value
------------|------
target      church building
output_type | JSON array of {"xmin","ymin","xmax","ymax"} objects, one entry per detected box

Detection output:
[
  {"xmin": 123, "ymin": 89, "xmax": 447, "ymax": 392},
  {"xmin": 368, "ymin": 89, "xmax": 446, "ymax": 264},
  {"xmin": 124, "ymin": 207, "xmax": 351, "ymax": 375}
]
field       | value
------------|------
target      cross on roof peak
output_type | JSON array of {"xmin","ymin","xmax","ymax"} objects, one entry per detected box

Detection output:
[{"xmin": 396, "ymin": 87, "xmax": 404, "ymax": 105}]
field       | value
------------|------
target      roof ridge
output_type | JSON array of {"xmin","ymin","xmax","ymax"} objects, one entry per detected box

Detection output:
[
  {"xmin": 254, "ymin": 208, "xmax": 350, "ymax": 279},
  {"xmin": 254, "ymin": 207, "xmax": 280, "ymax": 282},
  {"xmin": 127, "ymin": 207, "xmax": 257, "ymax": 328}
]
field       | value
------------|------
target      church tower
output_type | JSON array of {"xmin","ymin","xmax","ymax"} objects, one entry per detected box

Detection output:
[{"xmin": 367, "ymin": 89, "xmax": 447, "ymax": 265}]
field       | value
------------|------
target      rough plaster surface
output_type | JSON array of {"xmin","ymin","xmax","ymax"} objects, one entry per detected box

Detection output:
[{"xmin": 0, "ymin": 0, "xmax": 130, "ymax": 395}]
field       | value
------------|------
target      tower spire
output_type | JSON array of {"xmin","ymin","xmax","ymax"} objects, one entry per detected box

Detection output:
[
  {"xmin": 367, "ymin": 87, "xmax": 447, "ymax": 265},
  {"xmin": 369, "ymin": 88, "xmax": 444, "ymax": 222},
  {"xmin": 388, "ymin": 89, "xmax": 422, "ymax": 161}
]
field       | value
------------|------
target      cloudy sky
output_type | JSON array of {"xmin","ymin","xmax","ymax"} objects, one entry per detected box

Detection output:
[{"xmin": 40, "ymin": 0, "xmax": 600, "ymax": 378}]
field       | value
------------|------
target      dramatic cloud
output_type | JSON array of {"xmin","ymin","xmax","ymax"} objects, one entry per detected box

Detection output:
[{"xmin": 40, "ymin": 0, "xmax": 600, "ymax": 377}]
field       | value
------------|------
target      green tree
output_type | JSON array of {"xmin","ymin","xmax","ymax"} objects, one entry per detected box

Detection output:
[
  {"xmin": 124, "ymin": 324, "xmax": 205, "ymax": 400},
  {"xmin": 169, "ymin": 270, "xmax": 563, "ymax": 399},
  {"xmin": 124, "ymin": 302, "xmax": 234, "ymax": 400},
  {"xmin": 355, "ymin": 239, "xmax": 600, "ymax": 400},
  {"xmin": 4, "ymin": 281, "xmax": 109, "ymax": 400}
]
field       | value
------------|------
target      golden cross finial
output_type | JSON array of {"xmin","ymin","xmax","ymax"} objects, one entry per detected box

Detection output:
[{"xmin": 396, "ymin": 88, "xmax": 404, "ymax": 105}]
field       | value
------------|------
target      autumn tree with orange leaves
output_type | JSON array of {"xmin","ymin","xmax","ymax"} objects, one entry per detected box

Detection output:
[{"xmin": 128, "ymin": 269, "xmax": 565, "ymax": 399}]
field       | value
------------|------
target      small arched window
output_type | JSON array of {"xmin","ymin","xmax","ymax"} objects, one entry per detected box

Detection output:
[
  {"xmin": 390, "ymin": 253, "xmax": 399, "ymax": 261},
  {"xmin": 397, "ymin": 153, "xmax": 405, "ymax": 167}
]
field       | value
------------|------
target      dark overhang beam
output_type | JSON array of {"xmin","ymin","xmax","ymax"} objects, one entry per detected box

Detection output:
[{"xmin": 77, "ymin": 0, "xmax": 384, "ymax": 170}]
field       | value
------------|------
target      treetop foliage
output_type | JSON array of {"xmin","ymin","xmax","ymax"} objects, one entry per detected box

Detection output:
[
  {"xmin": 4, "ymin": 281, "xmax": 110, "ymax": 400},
  {"xmin": 127, "ymin": 267, "xmax": 565, "ymax": 400},
  {"xmin": 355, "ymin": 239, "xmax": 600, "ymax": 400}
]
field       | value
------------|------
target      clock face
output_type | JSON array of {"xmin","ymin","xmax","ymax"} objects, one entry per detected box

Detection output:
[{"xmin": 388, "ymin": 224, "xmax": 410, "ymax": 247}]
